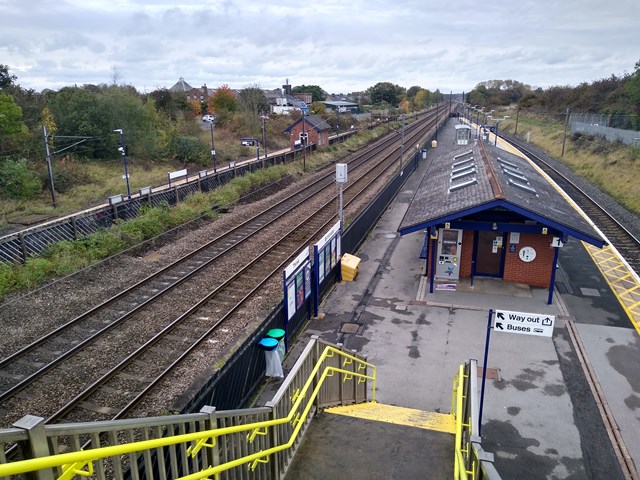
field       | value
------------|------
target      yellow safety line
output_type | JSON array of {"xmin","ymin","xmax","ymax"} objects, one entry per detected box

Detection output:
[
  {"xmin": 324, "ymin": 402, "xmax": 455, "ymax": 434},
  {"xmin": 583, "ymin": 243, "xmax": 640, "ymax": 336},
  {"xmin": 467, "ymin": 120, "xmax": 640, "ymax": 337}
]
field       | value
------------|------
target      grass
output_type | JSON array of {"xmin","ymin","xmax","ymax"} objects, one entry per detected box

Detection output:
[
  {"xmin": 0, "ymin": 124, "xmax": 393, "ymax": 302},
  {"xmin": 498, "ymin": 112, "xmax": 640, "ymax": 214}
]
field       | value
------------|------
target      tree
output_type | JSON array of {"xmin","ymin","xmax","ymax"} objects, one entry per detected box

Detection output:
[
  {"xmin": 368, "ymin": 82, "xmax": 405, "ymax": 107},
  {"xmin": 309, "ymin": 101, "xmax": 326, "ymax": 115},
  {"xmin": 238, "ymin": 85, "xmax": 269, "ymax": 126},
  {"xmin": 0, "ymin": 93, "xmax": 28, "ymax": 138},
  {"xmin": 414, "ymin": 89, "xmax": 430, "ymax": 110},
  {"xmin": 0, "ymin": 64, "xmax": 17, "ymax": 90},
  {"xmin": 406, "ymin": 86, "xmax": 422, "ymax": 99},
  {"xmin": 292, "ymin": 85, "xmax": 326, "ymax": 102},
  {"xmin": 208, "ymin": 85, "xmax": 237, "ymax": 115},
  {"xmin": 149, "ymin": 88, "xmax": 189, "ymax": 120}
]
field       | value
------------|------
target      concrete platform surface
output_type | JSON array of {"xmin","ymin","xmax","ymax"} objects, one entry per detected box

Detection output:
[{"xmin": 257, "ymin": 120, "xmax": 638, "ymax": 480}]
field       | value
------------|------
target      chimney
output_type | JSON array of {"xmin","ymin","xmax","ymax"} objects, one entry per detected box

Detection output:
[{"xmin": 202, "ymin": 84, "xmax": 208, "ymax": 97}]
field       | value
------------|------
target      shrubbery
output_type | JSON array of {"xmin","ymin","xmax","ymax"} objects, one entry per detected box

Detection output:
[{"xmin": 0, "ymin": 158, "xmax": 42, "ymax": 199}]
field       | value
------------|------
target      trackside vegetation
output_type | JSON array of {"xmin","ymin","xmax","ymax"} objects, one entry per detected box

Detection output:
[{"xmin": 0, "ymin": 125, "xmax": 388, "ymax": 302}]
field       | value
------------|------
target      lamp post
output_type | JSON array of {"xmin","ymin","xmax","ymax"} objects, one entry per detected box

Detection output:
[
  {"xmin": 113, "ymin": 129, "xmax": 131, "ymax": 199},
  {"xmin": 204, "ymin": 117, "xmax": 217, "ymax": 176},
  {"xmin": 260, "ymin": 114, "xmax": 268, "ymax": 159},
  {"xmin": 302, "ymin": 111, "xmax": 307, "ymax": 172}
]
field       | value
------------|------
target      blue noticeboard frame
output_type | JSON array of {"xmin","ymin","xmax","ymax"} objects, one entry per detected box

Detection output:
[
  {"xmin": 283, "ymin": 248, "xmax": 312, "ymax": 350},
  {"xmin": 313, "ymin": 220, "xmax": 342, "ymax": 317}
]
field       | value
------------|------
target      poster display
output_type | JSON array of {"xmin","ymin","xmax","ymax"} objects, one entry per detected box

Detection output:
[
  {"xmin": 312, "ymin": 220, "xmax": 342, "ymax": 317},
  {"xmin": 283, "ymin": 248, "xmax": 312, "ymax": 326}
]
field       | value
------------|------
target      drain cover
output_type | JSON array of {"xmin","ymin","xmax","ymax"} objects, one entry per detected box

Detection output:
[
  {"xmin": 580, "ymin": 287, "xmax": 601, "ymax": 297},
  {"xmin": 477, "ymin": 367, "xmax": 501, "ymax": 381},
  {"xmin": 340, "ymin": 322, "xmax": 361, "ymax": 334}
]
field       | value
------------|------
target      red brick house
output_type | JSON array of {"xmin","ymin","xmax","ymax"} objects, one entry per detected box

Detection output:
[{"xmin": 283, "ymin": 115, "xmax": 332, "ymax": 150}]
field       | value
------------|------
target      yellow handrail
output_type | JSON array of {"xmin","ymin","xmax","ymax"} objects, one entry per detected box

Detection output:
[{"xmin": 0, "ymin": 345, "xmax": 376, "ymax": 480}]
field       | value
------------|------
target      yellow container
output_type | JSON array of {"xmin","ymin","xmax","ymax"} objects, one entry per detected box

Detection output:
[
  {"xmin": 431, "ymin": 140, "xmax": 438, "ymax": 148},
  {"xmin": 341, "ymin": 253, "xmax": 361, "ymax": 282}
]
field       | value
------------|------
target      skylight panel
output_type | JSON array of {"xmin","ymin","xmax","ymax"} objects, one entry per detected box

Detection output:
[
  {"xmin": 452, "ymin": 157, "xmax": 474, "ymax": 168},
  {"xmin": 496, "ymin": 157, "xmax": 519, "ymax": 169},
  {"xmin": 502, "ymin": 168, "xmax": 528, "ymax": 182},
  {"xmin": 451, "ymin": 168, "xmax": 476, "ymax": 181},
  {"xmin": 453, "ymin": 150, "xmax": 473, "ymax": 159},
  {"xmin": 448, "ymin": 178, "xmax": 478, "ymax": 192},
  {"xmin": 508, "ymin": 178, "xmax": 538, "ymax": 195}
]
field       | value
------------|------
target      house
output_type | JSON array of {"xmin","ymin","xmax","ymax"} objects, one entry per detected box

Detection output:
[
  {"xmin": 264, "ymin": 89, "xmax": 308, "ymax": 115},
  {"xmin": 169, "ymin": 78, "xmax": 210, "ymax": 102},
  {"xmin": 283, "ymin": 115, "xmax": 332, "ymax": 150}
]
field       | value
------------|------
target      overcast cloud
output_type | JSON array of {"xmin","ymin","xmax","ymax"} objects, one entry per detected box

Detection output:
[{"xmin": 1, "ymin": 0, "xmax": 639, "ymax": 94}]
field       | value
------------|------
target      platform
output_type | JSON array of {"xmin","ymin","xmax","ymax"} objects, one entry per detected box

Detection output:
[{"xmin": 257, "ymin": 119, "xmax": 639, "ymax": 480}]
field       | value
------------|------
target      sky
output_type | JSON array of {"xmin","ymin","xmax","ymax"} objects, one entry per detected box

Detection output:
[{"xmin": 1, "ymin": 0, "xmax": 639, "ymax": 95}]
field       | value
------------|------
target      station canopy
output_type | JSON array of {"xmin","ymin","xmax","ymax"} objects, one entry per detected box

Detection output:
[{"xmin": 398, "ymin": 140, "xmax": 606, "ymax": 248}]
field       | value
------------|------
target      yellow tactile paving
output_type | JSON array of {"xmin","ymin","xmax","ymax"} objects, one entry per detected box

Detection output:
[
  {"xmin": 460, "ymin": 120, "xmax": 640, "ymax": 336},
  {"xmin": 324, "ymin": 402, "xmax": 455, "ymax": 434},
  {"xmin": 584, "ymin": 243, "xmax": 640, "ymax": 336}
]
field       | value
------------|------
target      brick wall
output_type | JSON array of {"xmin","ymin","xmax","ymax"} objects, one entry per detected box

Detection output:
[
  {"xmin": 423, "ymin": 229, "xmax": 555, "ymax": 288},
  {"xmin": 503, "ymin": 233, "xmax": 555, "ymax": 287}
]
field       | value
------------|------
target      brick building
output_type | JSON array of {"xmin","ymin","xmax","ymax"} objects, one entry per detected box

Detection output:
[
  {"xmin": 399, "ymin": 138, "xmax": 605, "ymax": 304},
  {"xmin": 283, "ymin": 115, "xmax": 332, "ymax": 150}
]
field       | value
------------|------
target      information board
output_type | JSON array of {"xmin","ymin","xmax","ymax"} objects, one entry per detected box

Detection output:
[{"xmin": 313, "ymin": 220, "xmax": 342, "ymax": 316}]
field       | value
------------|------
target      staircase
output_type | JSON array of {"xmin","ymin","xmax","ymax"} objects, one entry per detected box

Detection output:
[{"xmin": 284, "ymin": 402, "xmax": 456, "ymax": 479}]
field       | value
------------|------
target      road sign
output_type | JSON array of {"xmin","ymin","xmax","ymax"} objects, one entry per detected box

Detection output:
[{"xmin": 493, "ymin": 309, "xmax": 555, "ymax": 337}]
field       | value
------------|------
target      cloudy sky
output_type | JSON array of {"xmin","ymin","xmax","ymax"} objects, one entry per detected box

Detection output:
[{"xmin": 1, "ymin": 0, "xmax": 639, "ymax": 95}]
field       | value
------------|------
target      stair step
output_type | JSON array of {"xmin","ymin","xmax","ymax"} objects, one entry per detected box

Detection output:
[{"xmin": 324, "ymin": 402, "xmax": 455, "ymax": 434}]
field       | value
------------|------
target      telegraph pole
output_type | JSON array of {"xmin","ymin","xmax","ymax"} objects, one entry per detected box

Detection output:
[
  {"xmin": 561, "ymin": 108, "xmax": 570, "ymax": 157},
  {"xmin": 42, "ymin": 124, "xmax": 57, "ymax": 207}
]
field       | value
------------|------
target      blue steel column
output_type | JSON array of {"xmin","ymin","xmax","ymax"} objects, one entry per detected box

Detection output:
[
  {"xmin": 429, "ymin": 236, "xmax": 437, "ymax": 293},
  {"xmin": 547, "ymin": 246, "xmax": 560, "ymax": 305},
  {"xmin": 478, "ymin": 308, "xmax": 493, "ymax": 436}
]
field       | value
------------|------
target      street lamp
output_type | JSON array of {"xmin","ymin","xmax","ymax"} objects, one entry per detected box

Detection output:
[
  {"xmin": 204, "ymin": 116, "xmax": 217, "ymax": 175},
  {"xmin": 260, "ymin": 114, "xmax": 268, "ymax": 159},
  {"xmin": 113, "ymin": 129, "xmax": 131, "ymax": 199}
]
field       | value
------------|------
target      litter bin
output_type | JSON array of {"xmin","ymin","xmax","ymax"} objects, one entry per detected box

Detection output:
[
  {"xmin": 258, "ymin": 337, "xmax": 283, "ymax": 378},
  {"xmin": 266, "ymin": 328, "xmax": 286, "ymax": 362}
]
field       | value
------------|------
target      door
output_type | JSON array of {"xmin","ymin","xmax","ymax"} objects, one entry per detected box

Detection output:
[
  {"xmin": 435, "ymin": 229, "xmax": 463, "ymax": 280},
  {"xmin": 474, "ymin": 231, "xmax": 505, "ymax": 277}
]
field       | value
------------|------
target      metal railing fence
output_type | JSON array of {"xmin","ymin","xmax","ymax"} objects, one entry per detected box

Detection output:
[
  {"xmin": 452, "ymin": 360, "xmax": 502, "ymax": 480},
  {"xmin": 0, "ymin": 340, "xmax": 374, "ymax": 480}
]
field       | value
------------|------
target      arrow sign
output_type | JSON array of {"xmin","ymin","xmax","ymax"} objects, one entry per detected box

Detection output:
[{"xmin": 493, "ymin": 309, "xmax": 555, "ymax": 337}]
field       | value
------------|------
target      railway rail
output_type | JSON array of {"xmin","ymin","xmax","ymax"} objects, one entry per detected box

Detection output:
[
  {"xmin": 501, "ymin": 134, "xmax": 640, "ymax": 274},
  {"xmin": 0, "ymin": 109, "xmax": 441, "ymax": 431}
]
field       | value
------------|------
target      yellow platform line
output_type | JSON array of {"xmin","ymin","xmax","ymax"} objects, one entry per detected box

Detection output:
[
  {"xmin": 324, "ymin": 402, "xmax": 455, "ymax": 434},
  {"xmin": 584, "ymin": 243, "xmax": 640, "ymax": 336}
]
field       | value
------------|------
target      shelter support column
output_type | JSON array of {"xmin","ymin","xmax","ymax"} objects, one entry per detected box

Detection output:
[{"xmin": 547, "ymin": 246, "xmax": 560, "ymax": 305}]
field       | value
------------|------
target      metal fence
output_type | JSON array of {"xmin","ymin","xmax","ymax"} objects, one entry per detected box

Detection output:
[
  {"xmin": 0, "ymin": 338, "xmax": 370, "ymax": 480},
  {"xmin": 571, "ymin": 113, "xmax": 640, "ymax": 146},
  {"xmin": 0, "ymin": 130, "xmax": 361, "ymax": 265}
]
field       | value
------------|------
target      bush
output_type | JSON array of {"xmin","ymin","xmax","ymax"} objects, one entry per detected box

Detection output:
[
  {"xmin": 0, "ymin": 158, "xmax": 42, "ymax": 199},
  {"xmin": 168, "ymin": 135, "xmax": 209, "ymax": 165}
]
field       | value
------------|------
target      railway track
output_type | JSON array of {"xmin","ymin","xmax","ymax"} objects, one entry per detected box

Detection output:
[
  {"xmin": 0, "ymin": 109, "xmax": 441, "ymax": 429},
  {"xmin": 501, "ymin": 134, "xmax": 640, "ymax": 274}
]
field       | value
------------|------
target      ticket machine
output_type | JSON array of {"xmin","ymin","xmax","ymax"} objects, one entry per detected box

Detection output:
[{"xmin": 436, "ymin": 229, "xmax": 463, "ymax": 280}]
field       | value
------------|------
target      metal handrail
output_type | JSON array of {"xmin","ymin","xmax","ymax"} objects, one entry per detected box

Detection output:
[
  {"xmin": 452, "ymin": 360, "xmax": 502, "ymax": 480},
  {"xmin": 0, "ymin": 343, "xmax": 375, "ymax": 480}
]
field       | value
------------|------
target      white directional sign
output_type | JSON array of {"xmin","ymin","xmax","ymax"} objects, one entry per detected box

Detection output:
[{"xmin": 493, "ymin": 310, "xmax": 555, "ymax": 337}]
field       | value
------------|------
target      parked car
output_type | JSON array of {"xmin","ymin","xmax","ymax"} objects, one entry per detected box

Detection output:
[{"xmin": 202, "ymin": 114, "xmax": 215, "ymax": 122}]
